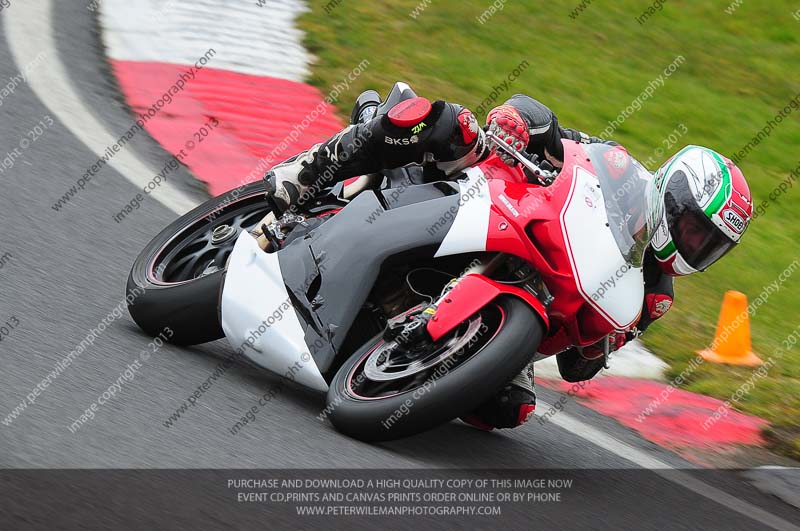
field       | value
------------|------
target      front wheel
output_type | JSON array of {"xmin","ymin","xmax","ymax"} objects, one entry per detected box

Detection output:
[{"xmin": 326, "ymin": 296, "xmax": 544, "ymax": 442}]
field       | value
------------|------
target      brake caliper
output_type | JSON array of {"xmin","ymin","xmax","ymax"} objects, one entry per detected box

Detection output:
[{"xmin": 384, "ymin": 303, "xmax": 436, "ymax": 348}]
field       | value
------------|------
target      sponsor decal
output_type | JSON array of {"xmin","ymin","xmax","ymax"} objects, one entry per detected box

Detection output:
[
  {"xmin": 499, "ymin": 194, "xmax": 520, "ymax": 217},
  {"xmin": 458, "ymin": 109, "xmax": 480, "ymax": 144},
  {"xmin": 384, "ymin": 135, "xmax": 419, "ymax": 146},
  {"xmin": 411, "ymin": 122, "xmax": 427, "ymax": 135},
  {"xmin": 604, "ymin": 146, "xmax": 631, "ymax": 179},
  {"xmin": 654, "ymin": 299, "xmax": 672, "ymax": 316},
  {"xmin": 723, "ymin": 209, "xmax": 746, "ymax": 233},
  {"xmin": 583, "ymin": 181, "xmax": 601, "ymax": 209},
  {"xmin": 618, "ymin": 213, "xmax": 633, "ymax": 232}
]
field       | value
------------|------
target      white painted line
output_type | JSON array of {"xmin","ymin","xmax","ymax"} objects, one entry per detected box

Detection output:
[
  {"xmin": 539, "ymin": 400, "xmax": 800, "ymax": 531},
  {"xmin": 4, "ymin": 0, "xmax": 198, "ymax": 216},
  {"xmin": 99, "ymin": 0, "xmax": 312, "ymax": 81},
  {"xmin": 745, "ymin": 467, "xmax": 800, "ymax": 510},
  {"xmin": 539, "ymin": 400, "xmax": 672, "ymax": 469}
]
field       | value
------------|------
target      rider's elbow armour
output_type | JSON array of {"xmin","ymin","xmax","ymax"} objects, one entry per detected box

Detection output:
[
  {"xmin": 381, "ymin": 100, "xmax": 487, "ymax": 175},
  {"xmin": 504, "ymin": 94, "xmax": 565, "ymax": 161},
  {"xmin": 637, "ymin": 250, "xmax": 675, "ymax": 332}
]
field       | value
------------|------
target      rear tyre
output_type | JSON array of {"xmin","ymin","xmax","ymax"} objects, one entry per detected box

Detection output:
[
  {"xmin": 326, "ymin": 296, "xmax": 544, "ymax": 442},
  {"xmin": 126, "ymin": 181, "xmax": 272, "ymax": 345}
]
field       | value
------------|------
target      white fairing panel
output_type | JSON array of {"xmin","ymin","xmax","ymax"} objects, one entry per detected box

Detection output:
[
  {"xmin": 562, "ymin": 168, "xmax": 644, "ymax": 330},
  {"xmin": 221, "ymin": 232, "xmax": 328, "ymax": 392},
  {"xmin": 435, "ymin": 167, "xmax": 492, "ymax": 258}
]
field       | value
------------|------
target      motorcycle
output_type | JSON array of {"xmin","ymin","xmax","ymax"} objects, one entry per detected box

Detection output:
[{"xmin": 127, "ymin": 86, "xmax": 662, "ymax": 442}]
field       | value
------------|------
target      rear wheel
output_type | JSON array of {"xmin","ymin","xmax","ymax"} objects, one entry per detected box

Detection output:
[
  {"xmin": 326, "ymin": 296, "xmax": 544, "ymax": 442},
  {"xmin": 126, "ymin": 182, "xmax": 272, "ymax": 345}
]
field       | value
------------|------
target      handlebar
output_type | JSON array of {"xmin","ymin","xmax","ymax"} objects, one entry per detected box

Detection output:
[{"xmin": 485, "ymin": 131, "xmax": 559, "ymax": 185}]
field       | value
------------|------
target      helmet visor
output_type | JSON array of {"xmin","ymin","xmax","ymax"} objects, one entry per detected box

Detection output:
[{"xmin": 665, "ymin": 171, "xmax": 736, "ymax": 271}]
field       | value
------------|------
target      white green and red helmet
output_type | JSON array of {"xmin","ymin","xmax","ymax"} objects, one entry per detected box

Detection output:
[{"xmin": 650, "ymin": 146, "xmax": 753, "ymax": 276}]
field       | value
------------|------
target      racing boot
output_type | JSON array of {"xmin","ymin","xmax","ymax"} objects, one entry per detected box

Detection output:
[
  {"xmin": 265, "ymin": 124, "xmax": 380, "ymax": 215},
  {"xmin": 556, "ymin": 346, "xmax": 606, "ymax": 383},
  {"xmin": 461, "ymin": 362, "xmax": 536, "ymax": 430},
  {"xmin": 556, "ymin": 332, "xmax": 629, "ymax": 383}
]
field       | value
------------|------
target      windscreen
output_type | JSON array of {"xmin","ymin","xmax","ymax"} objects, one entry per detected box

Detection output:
[{"xmin": 584, "ymin": 144, "xmax": 664, "ymax": 268}]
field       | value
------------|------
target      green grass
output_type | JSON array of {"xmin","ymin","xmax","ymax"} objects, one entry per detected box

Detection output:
[{"xmin": 299, "ymin": 0, "xmax": 800, "ymax": 458}]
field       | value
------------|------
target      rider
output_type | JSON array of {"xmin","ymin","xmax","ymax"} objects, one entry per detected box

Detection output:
[{"xmin": 266, "ymin": 82, "xmax": 753, "ymax": 431}]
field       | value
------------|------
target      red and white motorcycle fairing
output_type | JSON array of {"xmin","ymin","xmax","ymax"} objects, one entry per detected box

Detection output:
[
  {"xmin": 430, "ymin": 142, "xmax": 657, "ymax": 357},
  {"xmin": 433, "ymin": 164, "xmax": 643, "ymax": 330},
  {"xmin": 220, "ymin": 139, "xmax": 660, "ymax": 388}
]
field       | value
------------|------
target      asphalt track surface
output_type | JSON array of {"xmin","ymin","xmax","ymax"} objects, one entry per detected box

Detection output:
[{"xmin": 0, "ymin": 2, "xmax": 798, "ymax": 530}]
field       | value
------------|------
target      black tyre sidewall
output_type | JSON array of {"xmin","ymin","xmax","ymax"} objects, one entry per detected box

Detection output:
[
  {"xmin": 326, "ymin": 296, "xmax": 544, "ymax": 442},
  {"xmin": 126, "ymin": 182, "xmax": 267, "ymax": 345}
]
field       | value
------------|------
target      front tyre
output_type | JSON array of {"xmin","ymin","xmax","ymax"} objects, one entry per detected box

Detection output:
[{"xmin": 326, "ymin": 296, "xmax": 544, "ymax": 442}]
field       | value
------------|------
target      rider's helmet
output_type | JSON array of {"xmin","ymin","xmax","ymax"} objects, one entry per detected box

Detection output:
[{"xmin": 650, "ymin": 146, "xmax": 753, "ymax": 276}]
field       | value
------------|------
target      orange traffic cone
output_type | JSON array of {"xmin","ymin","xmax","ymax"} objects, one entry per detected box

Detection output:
[{"xmin": 699, "ymin": 291, "xmax": 762, "ymax": 366}]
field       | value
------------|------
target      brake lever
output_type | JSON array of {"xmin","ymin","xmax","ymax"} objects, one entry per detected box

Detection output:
[{"xmin": 486, "ymin": 131, "xmax": 558, "ymax": 186}]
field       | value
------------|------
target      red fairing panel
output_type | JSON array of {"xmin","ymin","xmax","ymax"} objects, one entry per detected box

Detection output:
[
  {"xmin": 426, "ymin": 274, "xmax": 549, "ymax": 342},
  {"xmin": 428, "ymin": 141, "xmax": 645, "ymax": 355},
  {"xmin": 481, "ymin": 142, "xmax": 642, "ymax": 354}
]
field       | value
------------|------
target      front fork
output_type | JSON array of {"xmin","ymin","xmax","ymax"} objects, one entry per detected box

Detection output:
[
  {"xmin": 426, "ymin": 254, "xmax": 550, "ymax": 342},
  {"xmin": 382, "ymin": 254, "xmax": 505, "ymax": 347},
  {"xmin": 461, "ymin": 253, "xmax": 507, "ymax": 278}
]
